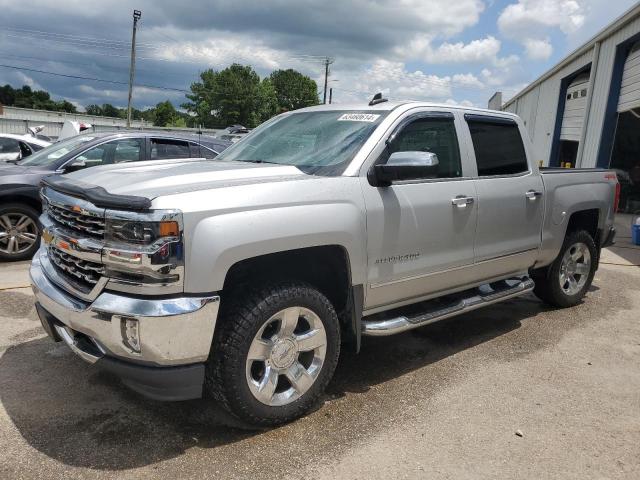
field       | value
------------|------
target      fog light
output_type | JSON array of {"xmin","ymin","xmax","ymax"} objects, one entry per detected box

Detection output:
[{"xmin": 121, "ymin": 317, "xmax": 141, "ymax": 353}]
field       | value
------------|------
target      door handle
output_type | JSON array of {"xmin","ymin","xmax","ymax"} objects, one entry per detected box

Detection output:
[
  {"xmin": 525, "ymin": 190, "xmax": 543, "ymax": 200},
  {"xmin": 452, "ymin": 195, "xmax": 475, "ymax": 207}
]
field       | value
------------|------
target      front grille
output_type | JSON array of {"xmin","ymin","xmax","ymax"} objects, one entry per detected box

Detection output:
[
  {"xmin": 46, "ymin": 202, "xmax": 105, "ymax": 239},
  {"xmin": 48, "ymin": 246, "xmax": 105, "ymax": 292}
]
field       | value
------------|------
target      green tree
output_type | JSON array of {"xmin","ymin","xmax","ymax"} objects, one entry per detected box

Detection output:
[
  {"xmin": 0, "ymin": 84, "xmax": 75, "ymax": 113},
  {"xmin": 255, "ymin": 78, "xmax": 279, "ymax": 124},
  {"xmin": 269, "ymin": 69, "xmax": 319, "ymax": 111},
  {"xmin": 183, "ymin": 64, "xmax": 275, "ymax": 128},
  {"xmin": 85, "ymin": 104, "xmax": 103, "ymax": 116},
  {"xmin": 100, "ymin": 103, "xmax": 123, "ymax": 118},
  {"xmin": 56, "ymin": 100, "xmax": 78, "ymax": 113},
  {"xmin": 152, "ymin": 100, "xmax": 180, "ymax": 127}
]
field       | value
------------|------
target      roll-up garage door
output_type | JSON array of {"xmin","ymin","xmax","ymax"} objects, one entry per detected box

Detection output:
[
  {"xmin": 618, "ymin": 42, "xmax": 640, "ymax": 113},
  {"xmin": 560, "ymin": 73, "xmax": 590, "ymax": 141}
]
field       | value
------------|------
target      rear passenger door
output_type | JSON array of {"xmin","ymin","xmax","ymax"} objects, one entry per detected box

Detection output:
[{"xmin": 465, "ymin": 114, "xmax": 544, "ymax": 277}]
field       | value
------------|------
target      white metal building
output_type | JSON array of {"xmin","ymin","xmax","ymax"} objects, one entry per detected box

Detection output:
[
  {"xmin": 0, "ymin": 105, "xmax": 221, "ymax": 139},
  {"xmin": 496, "ymin": 3, "xmax": 640, "ymax": 212}
]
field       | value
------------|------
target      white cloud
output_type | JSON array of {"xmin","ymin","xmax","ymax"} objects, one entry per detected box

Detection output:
[
  {"xmin": 498, "ymin": 0, "xmax": 586, "ymax": 36},
  {"xmin": 445, "ymin": 98, "xmax": 475, "ymax": 107},
  {"xmin": 523, "ymin": 38, "xmax": 553, "ymax": 60},
  {"xmin": 328, "ymin": 60, "xmax": 454, "ymax": 103},
  {"xmin": 13, "ymin": 72, "xmax": 45, "ymax": 91},
  {"xmin": 452, "ymin": 73, "xmax": 485, "ymax": 89},
  {"xmin": 154, "ymin": 35, "xmax": 285, "ymax": 71},
  {"xmin": 400, "ymin": 36, "xmax": 503, "ymax": 64},
  {"xmin": 498, "ymin": 0, "xmax": 586, "ymax": 60}
]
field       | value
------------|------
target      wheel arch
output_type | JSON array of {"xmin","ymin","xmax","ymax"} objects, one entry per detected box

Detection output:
[
  {"xmin": 220, "ymin": 245, "xmax": 364, "ymax": 351},
  {"xmin": 0, "ymin": 192, "xmax": 43, "ymax": 214}
]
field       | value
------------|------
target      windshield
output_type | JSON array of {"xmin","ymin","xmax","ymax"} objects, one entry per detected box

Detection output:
[
  {"xmin": 19, "ymin": 135, "xmax": 97, "ymax": 167},
  {"xmin": 216, "ymin": 110, "xmax": 388, "ymax": 175}
]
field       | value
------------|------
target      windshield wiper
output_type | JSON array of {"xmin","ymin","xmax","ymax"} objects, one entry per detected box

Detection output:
[{"xmin": 236, "ymin": 159, "xmax": 279, "ymax": 165}]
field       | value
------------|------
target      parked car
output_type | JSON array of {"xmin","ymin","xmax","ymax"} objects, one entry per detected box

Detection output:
[
  {"xmin": 0, "ymin": 131, "xmax": 230, "ymax": 261},
  {"xmin": 30, "ymin": 101, "xmax": 618, "ymax": 428},
  {"xmin": 0, "ymin": 133, "xmax": 51, "ymax": 162},
  {"xmin": 216, "ymin": 124, "xmax": 250, "ymax": 143}
]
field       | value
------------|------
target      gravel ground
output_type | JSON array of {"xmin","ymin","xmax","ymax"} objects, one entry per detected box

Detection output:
[{"xmin": 0, "ymin": 257, "xmax": 638, "ymax": 479}]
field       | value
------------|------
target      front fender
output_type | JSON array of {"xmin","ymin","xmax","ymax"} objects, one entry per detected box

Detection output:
[{"xmin": 183, "ymin": 202, "xmax": 367, "ymax": 294}]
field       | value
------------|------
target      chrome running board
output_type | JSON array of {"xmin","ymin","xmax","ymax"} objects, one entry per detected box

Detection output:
[{"xmin": 361, "ymin": 276, "xmax": 535, "ymax": 337}]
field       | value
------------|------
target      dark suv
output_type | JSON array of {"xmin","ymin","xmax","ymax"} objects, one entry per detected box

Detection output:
[{"xmin": 0, "ymin": 131, "xmax": 230, "ymax": 261}]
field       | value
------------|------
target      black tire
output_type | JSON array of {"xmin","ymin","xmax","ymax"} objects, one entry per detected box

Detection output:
[
  {"xmin": 0, "ymin": 203, "xmax": 41, "ymax": 262},
  {"xmin": 532, "ymin": 230, "xmax": 597, "ymax": 308},
  {"xmin": 205, "ymin": 282, "xmax": 341, "ymax": 428}
]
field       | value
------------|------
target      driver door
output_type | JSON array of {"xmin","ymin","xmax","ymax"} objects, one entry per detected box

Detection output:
[{"xmin": 361, "ymin": 111, "xmax": 478, "ymax": 311}]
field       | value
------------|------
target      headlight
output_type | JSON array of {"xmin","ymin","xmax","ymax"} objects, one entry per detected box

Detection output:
[
  {"xmin": 105, "ymin": 217, "xmax": 180, "ymax": 245},
  {"xmin": 101, "ymin": 209, "xmax": 185, "ymax": 294}
]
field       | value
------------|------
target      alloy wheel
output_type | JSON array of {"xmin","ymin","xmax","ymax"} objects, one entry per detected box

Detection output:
[
  {"xmin": 245, "ymin": 306, "xmax": 327, "ymax": 407},
  {"xmin": 0, "ymin": 213, "xmax": 38, "ymax": 255},
  {"xmin": 559, "ymin": 242, "xmax": 591, "ymax": 295}
]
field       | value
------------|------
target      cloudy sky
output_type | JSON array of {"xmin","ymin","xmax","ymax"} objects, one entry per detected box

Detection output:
[{"xmin": 0, "ymin": 0, "xmax": 638, "ymax": 112}]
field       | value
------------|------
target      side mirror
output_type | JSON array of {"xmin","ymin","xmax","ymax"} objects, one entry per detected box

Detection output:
[
  {"xmin": 65, "ymin": 158, "xmax": 86, "ymax": 172},
  {"xmin": 370, "ymin": 151, "xmax": 439, "ymax": 187}
]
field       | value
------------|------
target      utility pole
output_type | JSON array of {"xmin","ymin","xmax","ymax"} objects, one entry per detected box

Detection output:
[
  {"xmin": 329, "ymin": 87, "xmax": 333, "ymax": 104},
  {"xmin": 322, "ymin": 57, "xmax": 333, "ymax": 104},
  {"xmin": 126, "ymin": 9, "xmax": 142, "ymax": 128}
]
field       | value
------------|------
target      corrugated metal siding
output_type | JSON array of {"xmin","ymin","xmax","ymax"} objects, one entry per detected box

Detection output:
[
  {"xmin": 581, "ymin": 14, "xmax": 640, "ymax": 167},
  {"xmin": 618, "ymin": 41, "xmax": 640, "ymax": 111},
  {"xmin": 502, "ymin": 12, "xmax": 640, "ymax": 168},
  {"xmin": 560, "ymin": 74, "xmax": 590, "ymax": 141},
  {"xmin": 505, "ymin": 49, "xmax": 593, "ymax": 166}
]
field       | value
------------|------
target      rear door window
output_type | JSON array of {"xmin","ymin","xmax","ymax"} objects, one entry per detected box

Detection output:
[
  {"xmin": 467, "ymin": 117, "xmax": 528, "ymax": 176},
  {"xmin": 150, "ymin": 138, "xmax": 191, "ymax": 159}
]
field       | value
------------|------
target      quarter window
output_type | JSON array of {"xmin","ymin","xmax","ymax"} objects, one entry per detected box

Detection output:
[
  {"xmin": 467, "ymin": 120, "xmax": 528, "ymax": 176},
  {"xmin": 386, "ymin": 116, "xmax": 462, "ymax": 178}
]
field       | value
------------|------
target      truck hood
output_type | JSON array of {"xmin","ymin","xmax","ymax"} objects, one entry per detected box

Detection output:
[{"xmin": 64, "ymin": 158, "xmax": 311, "ymax": 199}]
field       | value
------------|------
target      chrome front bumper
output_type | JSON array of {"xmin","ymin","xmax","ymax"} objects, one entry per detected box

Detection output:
[{"xmin": 30, "ymin": 252, "xmax": 220, "ymax": 367}]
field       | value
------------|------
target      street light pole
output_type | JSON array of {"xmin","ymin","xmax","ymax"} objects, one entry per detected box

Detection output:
[{"xmin": 126, "ymin": 9, "xmax": 142, "ymax": 128}]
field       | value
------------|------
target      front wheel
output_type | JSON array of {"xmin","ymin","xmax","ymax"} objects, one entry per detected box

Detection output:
[
  {"xmin": 532, "ymin": 230, "xmax": 597, "ymax": 308},
  {"xmin": 205, "ymin": 282, "xmax": 341, "ymax": 428},
  {"xmin": 0, "ymin": 203, "xmax": 41, "ymax": 262}
]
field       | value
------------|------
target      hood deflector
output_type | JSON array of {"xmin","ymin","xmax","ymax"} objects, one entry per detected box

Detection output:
[{"xmin": 42, "ymin": 176, "xmax": 152, "ymax": 211}]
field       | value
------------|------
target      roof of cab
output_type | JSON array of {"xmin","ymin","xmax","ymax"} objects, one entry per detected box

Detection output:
[{"xmin": 294, "ymin": 100, "xmax": 520, "ymax": 118}]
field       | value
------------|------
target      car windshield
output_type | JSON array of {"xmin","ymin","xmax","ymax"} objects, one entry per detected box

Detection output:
[
  {"xmin": 216, "ymin": 110, "xmax": 388, "ymax": 175},
  {"xmin": 19, "ymin": 135, "xmax": 97, "ymax": 167}
]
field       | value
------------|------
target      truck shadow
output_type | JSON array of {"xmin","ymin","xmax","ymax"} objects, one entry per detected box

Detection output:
[{"xmin": 0, "ymin": 284, "xmax": 631, "ymax": 471}]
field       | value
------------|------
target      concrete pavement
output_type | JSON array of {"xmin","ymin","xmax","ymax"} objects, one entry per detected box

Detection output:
[{"xmin": 0, "ymin": 248, "xmax": 638, "ymax": 479}]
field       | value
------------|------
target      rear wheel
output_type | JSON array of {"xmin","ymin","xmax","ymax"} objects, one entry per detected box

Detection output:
[
  {"xmin": 532, "ymin": 230, "xmax": 597, "ymax": 308},
  {"xmin": 0, "ymin": 204, "xmax": 40, "ymax": 262},
  {"xmin": 205, "ymin": 282, "xmax": 340, "ymax": 428}
]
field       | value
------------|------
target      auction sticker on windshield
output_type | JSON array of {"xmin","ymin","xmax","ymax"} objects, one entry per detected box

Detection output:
[{"xmin": 337, "ymin": 113, "xmax": 381, "ymax": 122}]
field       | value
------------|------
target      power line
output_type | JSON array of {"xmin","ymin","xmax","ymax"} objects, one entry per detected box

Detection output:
[
  {"xmin": 0, "ymin": 62, "xmax": 295, "ymax": 100},
  {"xmin": 0, "ymin": 25, "xmax": 160, "ymax": 48},
  {"xmin": 0, "ymin": 63, "xmax": 188, "ymax": 93},
  {"xmin": 0, "ymin": 53, "xmax": 192, "ymax": 78}
]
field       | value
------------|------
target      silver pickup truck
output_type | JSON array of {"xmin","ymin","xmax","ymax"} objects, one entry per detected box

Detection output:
[{"xmin": 30, "ymin": 100, "xmax": 619, "ymax": 427}]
